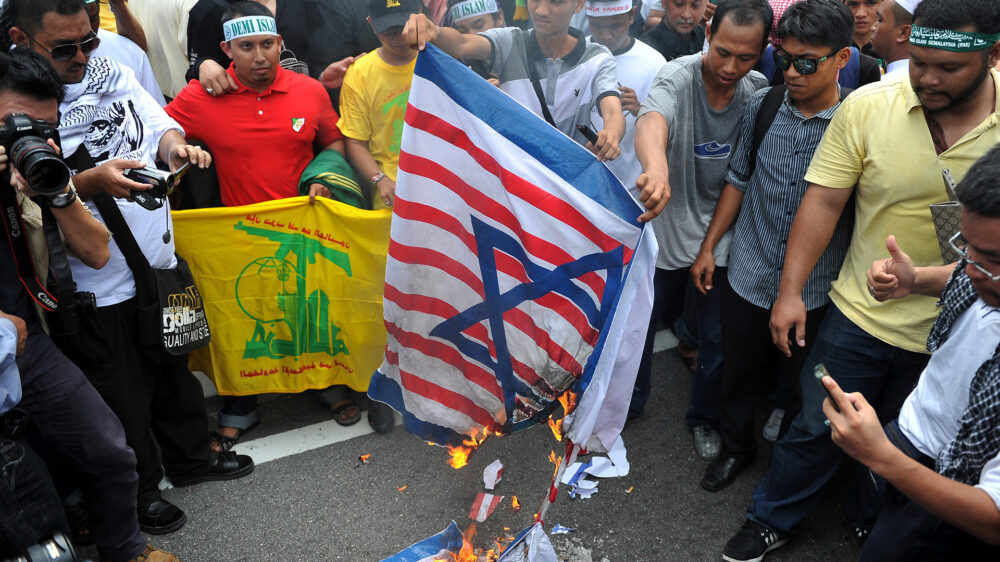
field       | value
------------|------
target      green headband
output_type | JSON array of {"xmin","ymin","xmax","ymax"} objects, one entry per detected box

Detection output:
[{"xmin": 910, "ymin": 26, "xmax": 1000, "ymax": 52}]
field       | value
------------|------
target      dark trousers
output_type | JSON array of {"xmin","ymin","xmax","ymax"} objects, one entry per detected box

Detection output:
[
  {"xmin": 718, "ymin": 287, "xmax": 827, "ymax": 456},
  {"xmin": 748, "ymin": 305, "xmax": 929, "ymax": 534},
  {"xmin": 632, "ymin": 267, "xmax": 726, "ymax": 426},
  {"xmin": 62, "ymin": 298, "xmax": 213, "ymax": 507},
  {"xmin": 18, "ymin": 321, "xmax": 144, "ymax": 560},
  {"xmin": 0, "ymin": 425, "xmax": 69, "ymax": 557},
  {"xmin": 861, "ymin": 419, "xmax": 1000, "ymax": 560}
]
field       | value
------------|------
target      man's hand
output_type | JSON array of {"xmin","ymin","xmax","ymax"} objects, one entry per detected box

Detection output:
[
  {"xmin": 587, "ymin": 129, "xmax": 620, "ymax": 162},
  {"xmin": 0, "ymin": 310, "xmax": 26, "ymax": 357},
  {"xmin": 867, "ymin": 235, "xmax": 915, "ymax": 302},
  {"xmin": 403, "ymin": 13, "xmax": 439, "ymax": 50},
  {"xmin": 168, "ymin": 144, "xmax": 212, "ymax": 172},
  {"xmin": 702, "ymin": 2, "xmax": 717, "ymax": 24},
  {"xmin": 198, "ymin": 59, "xmax": 238, "ymax": 97},
  {"xmin": 619, "ymin": 86, "xmax": 640, "ymax": 116},
  {"xmin": 691, "ymin": 249, "xmax": 716, "ymax": 295},
  {"xmin": 80, "ymin": 159, "xmax": 151, "ymax": 199},
  {"xmin": 822, "ymin": 375, "xmax": 897, "ymax": 471},
  {"xmin": 378, "ymin": 177, "xmax": 396, "ymax": 208},
  {"xmin": 770, "ymin": 291, "xmax": 807, "ymax": 357},
  {"xmin": 635, "ymin": 168, "xmax": 669, "ymax": 223},
  {"xmin": 308, "ymin": 183, "xmax": 331, "ymax": 205},
  {"xmin": 320, "ymin": 56, "xmax": 357, "ymax": 90}
]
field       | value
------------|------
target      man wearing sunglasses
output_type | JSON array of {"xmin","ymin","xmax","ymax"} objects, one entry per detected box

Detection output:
[
  {"xmin": 725, "ymin": 0, "xmax": 1000, "ymax": 559},
  {"xmin": 828, "ymin": 144, "xmax": 1000, "ymax": 559},
  {"xmin": 7, "ymin": 0, "xmax": 255, "ymax": 553},
  {"xmin": 693, "ymin": 0, "xmax": 854, "ymax": 497}
]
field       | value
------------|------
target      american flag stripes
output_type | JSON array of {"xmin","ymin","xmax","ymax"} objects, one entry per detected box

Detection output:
[{"xmin": 367, "ymin": 45, "xmax": 656, "ymax": 451}]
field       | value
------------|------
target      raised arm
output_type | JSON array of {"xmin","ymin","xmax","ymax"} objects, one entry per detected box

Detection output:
[{"xmin": 633, "ymin": 110, "xmax": 671, "ymax": 222}]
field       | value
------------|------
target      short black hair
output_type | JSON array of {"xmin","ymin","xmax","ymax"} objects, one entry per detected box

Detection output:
[
  {"xmin": 222, "ymin": 1, "xmax": 274, "ymax": 25},
  {"xmin": 0, "ymin": 48, "xmax": 65, "ymax": 104},
  {"xmin": 777, "ymin": 0, "xmax": 853, "ymax": 51},
  {"xmin": 8, "ymin": 0, "xmax": 86, "ymax": 37},
  {"xmin": 913, "ymin": 0, "xmax": 1000, "ymax": 35},
  {"xmin": 888, "ymin": 1, "xmax": 913, "ymax": 28},
  {"xmin": 956, "ymin": 144, "xmax": 1000, "ymax": 218},
  {"xmin": 711, "ymin": 0, "xmax": 774, "ymax": 50}
]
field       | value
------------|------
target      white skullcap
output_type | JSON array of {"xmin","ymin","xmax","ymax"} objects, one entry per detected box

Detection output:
[{"xmin": 895, "ymin": 0, "xmax": 922, "ymax": 15}]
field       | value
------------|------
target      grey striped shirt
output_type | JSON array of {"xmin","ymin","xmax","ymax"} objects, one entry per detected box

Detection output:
[{"xmin": 726, "ymin": 87, "xmax": 854, "ymax": 311}]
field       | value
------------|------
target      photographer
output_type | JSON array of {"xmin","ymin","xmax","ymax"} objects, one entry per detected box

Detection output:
[
  {"xmin": 7, "ymin": 0, "xmax": 254, "ymax": 545},
  {"xmin": 0, "ymin": 48, "xmax": 153, "ymax": 561}
]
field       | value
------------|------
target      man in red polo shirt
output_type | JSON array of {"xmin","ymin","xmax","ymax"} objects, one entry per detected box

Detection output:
[{"xmin": 165, "ymin": 1, "xmax": 345, "ymax": 207}]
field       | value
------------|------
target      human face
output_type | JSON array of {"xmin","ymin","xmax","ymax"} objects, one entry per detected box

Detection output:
[
  {"xmin": 663, "ymin": 0, "xmax": 708, "ymax": 35},
  {"xmin": 375, "ymin": 24, "xmax": 416, "ymax": 61},
  {"xmin": 959, "ymin": 211, "xmax": 1000, "ymax": 307},
  {"xmin": 703, "ymin": 18, "xmax": 764, "ymax": 89},
  {"xmin": 779, "ymin": 38, "xmax": 849, "ymax": 103},
  {"xmin": 528, "ymin": 0, "xmax": 583, "ymax": 38},
  {"xmin": 870, "ymin": 0, "xmax": 897, "ymax": 59},
  {"xmin": 910, "ymin": 37, "xmax": 994, "ymax": 112},
  {"xmin": 587, "ymin": 11, "xmax": 634, "ymax": 52},
  {"xmin": 12, "ymin": 10, "xmax": 93, "ymax": 84},
  {"xmin": 454, "ymin": 13, "xmax": 503, "ymax": 34},
  {"xmin": 844, "ymin": 0, "xmax": 882, "ymax": 42},
  {"xmin": 223, "ymin": 33, "xmax": 281, "ymax": 90}
]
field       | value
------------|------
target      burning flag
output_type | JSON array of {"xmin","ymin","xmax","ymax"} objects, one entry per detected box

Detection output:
[
  {"xmin": 468, "ymin": 493, "xmax": 504, "ymax": 523},
  {"xmin": 367, "ymin": 44, "xmax": 656, "ymax": 454}
]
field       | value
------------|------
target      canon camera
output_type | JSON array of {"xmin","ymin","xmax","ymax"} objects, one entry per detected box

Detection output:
[{"xmin": 0, "ymin": 113, "xmax": 70, "ymax": 197}]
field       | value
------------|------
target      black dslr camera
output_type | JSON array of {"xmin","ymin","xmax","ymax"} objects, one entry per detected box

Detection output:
[{"xmin": 0, "ymin": 113, "xmax": 70, "ymax": 197}]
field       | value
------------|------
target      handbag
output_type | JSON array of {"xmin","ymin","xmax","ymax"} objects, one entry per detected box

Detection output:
[
  {"xmin": 92, "ymin": 192, "xmax": 211, "ymax": 363},
  {"xmin": 931, "ymin": 169, "xmax": 963, "ymax": 264}
]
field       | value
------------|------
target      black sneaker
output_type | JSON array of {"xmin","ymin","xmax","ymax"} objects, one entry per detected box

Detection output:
[{"xmin": 723, "ymin": 519, "xmax": 788, "ymax": 562}]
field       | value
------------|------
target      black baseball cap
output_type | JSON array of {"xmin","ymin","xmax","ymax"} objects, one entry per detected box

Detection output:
[{"xmin": 369, "ymin": 0, "xmax": 423, "ymax": 34}]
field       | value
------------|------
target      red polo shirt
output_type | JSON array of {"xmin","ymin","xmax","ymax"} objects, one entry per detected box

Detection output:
[{"xmin": 166, "ymin": 64, "xmax": 343, "ymax": 207}]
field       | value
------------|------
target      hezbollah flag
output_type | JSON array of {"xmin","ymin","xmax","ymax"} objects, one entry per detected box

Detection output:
[{"xmin": 172, "ymin": 197, "xmax": 392, "ymax": 395}]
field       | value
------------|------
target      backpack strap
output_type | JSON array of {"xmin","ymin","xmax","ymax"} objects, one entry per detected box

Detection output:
[
  {"xmin": 747, "ymin": 85, "xmax": 787, "ymax": 180},
  {"xmin": 838, "ymin": 46, "xmax": 861, "ymax": 88}
]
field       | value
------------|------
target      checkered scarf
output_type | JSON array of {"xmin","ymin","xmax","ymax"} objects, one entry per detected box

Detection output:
[{"xmin": 926, "ymin": 262, "xmax": 1000, "ymax": 485}]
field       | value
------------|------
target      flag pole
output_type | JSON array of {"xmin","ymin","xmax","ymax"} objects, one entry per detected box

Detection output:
[{"xmin": 536, "ymin": 440, "xmax": 581, "ymax": 525}]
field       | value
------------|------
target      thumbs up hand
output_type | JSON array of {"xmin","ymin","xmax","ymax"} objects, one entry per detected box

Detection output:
[{"xmin": 866, "ymin": 235, "xmax": 916, "ymax": 301}]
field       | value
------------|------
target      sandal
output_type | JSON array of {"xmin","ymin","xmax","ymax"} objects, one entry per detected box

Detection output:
[
  {"xmin": 209, "ymin": 421, "xmax": 258, "ymax": 452},
  {"xmin": 330, "ymin": 398, "xmax": 362, "ymax": 426}
]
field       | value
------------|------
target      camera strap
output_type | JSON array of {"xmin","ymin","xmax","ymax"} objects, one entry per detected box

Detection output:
[
  {"xmin": 0, "ymin": 178, "xmax": 60, "ymax": 311},
  {"xmin": 38, "ymin": 201, "xmax": 82, "ymax": 322}
]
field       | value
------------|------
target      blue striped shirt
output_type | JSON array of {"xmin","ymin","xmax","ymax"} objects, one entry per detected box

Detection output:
[{"xmin": 726, "ymin": 87, "xmax": 854, "ymax": 311}]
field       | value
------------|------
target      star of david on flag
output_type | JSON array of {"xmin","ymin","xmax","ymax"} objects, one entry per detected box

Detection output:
[{"xmin": 367, "ymin": 45, "xmax": 657, "ymax": 452}]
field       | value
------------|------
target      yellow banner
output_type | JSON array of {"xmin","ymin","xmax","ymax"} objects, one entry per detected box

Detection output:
[{"xmin": 171, "ymin": 197, "xmax": 392, "ymax": 395}]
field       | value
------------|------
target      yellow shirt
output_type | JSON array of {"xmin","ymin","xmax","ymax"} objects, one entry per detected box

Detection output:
[
  {"xmin": 338, "ymin": 49, "xmax": 416, "ymax": 207},
  {"xmin": 100, "ymin": 1, "xmax": 117, "ymax": 34},
  {"xmin": 804, "ymin": 70, "xmax": 1000, "ymax": 353}
]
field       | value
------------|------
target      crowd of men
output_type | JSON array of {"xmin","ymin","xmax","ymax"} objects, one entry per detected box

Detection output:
[{"xmin": 0, "ymin": 0, "xmax": 998, "ymax": 560}]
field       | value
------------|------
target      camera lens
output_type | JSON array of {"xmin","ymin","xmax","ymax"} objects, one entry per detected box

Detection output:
[{"xmin": 10, "ymin": 136, "xmax": 71, "ymax": 197}]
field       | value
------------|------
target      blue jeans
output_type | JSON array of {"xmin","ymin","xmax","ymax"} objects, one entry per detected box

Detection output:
[
  {"xmin": 631, "ymin": 267, "xmax": 726, "ymax": 427},
  {"xmin": 747, "ymin": 305, "xmax": 928, "ymax": 535},
  {"xmin": 0, "ymin": 428, "xmax": 69, "ymax": 557}
]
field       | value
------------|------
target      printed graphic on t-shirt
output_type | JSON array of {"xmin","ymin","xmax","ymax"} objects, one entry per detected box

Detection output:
[
  {"xmin": 694, "ymin": 141, "xmax": 731, "ymax": 159},
  {"xmin": 292, "ymin": 118, "xmax": 305, "ymax": 132},
  {"xmin": 84, "ymin": 99, "xmax": 144, "ymax": 163},
  {"xmin": 383, "ymin": 89, "xmax": 410, "ymax": 153}
]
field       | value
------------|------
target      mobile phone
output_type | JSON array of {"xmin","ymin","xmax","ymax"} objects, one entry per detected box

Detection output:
[
  {"xmin": 814, "ymin": 364, "xmax": 840, "ymax": 413},
  {"xmin": 576, "ymin": 124, "xmax": 599, "ymax": 144}
]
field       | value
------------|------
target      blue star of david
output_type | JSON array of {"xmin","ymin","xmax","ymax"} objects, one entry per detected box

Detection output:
[{"xmin": 429, "ymin": 216, "xmax": 626, "ymax": 429}]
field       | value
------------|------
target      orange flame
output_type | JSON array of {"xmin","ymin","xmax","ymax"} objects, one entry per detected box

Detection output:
[
  {"xmin": 547, "ymin": 418, "xmax": 563, "ymax": 441},
  {"xmin": 397, "ymin": 485, "xmax": 407, "ymax": 493},
  {"xmin": 547, "ymin": 450, "xmax": 563, "ymax": 480},
  {"xmin": 626, "ymin": 486, "xmax": 634, "ymax": 494},
  {"xmin": 547, "ymin": 391, "xmax": 577, "ymax": 441},
  {"xmin": 512, "ymin": 496, "xmax": 520, "ymax": 511},
  {"xmin": 359, "ymin": 454, "xmax": 371, "ymax": 464},
  {"xmin": 447, "ymin": 427, "xmax": 491, "ymax": 469}
]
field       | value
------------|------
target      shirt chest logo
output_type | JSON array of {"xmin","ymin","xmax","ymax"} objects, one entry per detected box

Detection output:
[
  {"xmin": 292, "ymin": 118, "xmax": 305, "ymax": 132},
  {"xmin": 694, "ymin": 141, "xmax": 732, "ymax": 159}
]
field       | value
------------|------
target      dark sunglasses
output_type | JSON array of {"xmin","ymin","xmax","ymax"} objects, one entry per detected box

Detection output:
[
  {"xmin": 772, "ymin": 49, "xmax": 839, "ymax": 75},
  {"xmin": 26, "ymin": 32, "xmax": 101, "ymax": 62}
]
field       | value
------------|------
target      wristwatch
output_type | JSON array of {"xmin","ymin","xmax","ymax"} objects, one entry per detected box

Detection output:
[
  {"xmin": 370, "ymin": 172, "xmax": 387, "ymax": 184},
  {"xmin": 46, "ymin": 185, "xmax": 78, "ymax": 209}
]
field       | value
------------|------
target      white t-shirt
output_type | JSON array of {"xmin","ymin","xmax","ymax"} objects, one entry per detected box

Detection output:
[
  {"xmin": 94, "ymin": 29, "xmax": 167, "ymax": 106},
  {"xmin": 129, "ymin": 0, "xmax": 199, "ymax": 98},
  {"xmin": 899, "ymin": 299, "xmax": 1000, "ymax": 509},
  {"xmin": 59, "ymin": 58, "xmax": 183, "ymax": 306},
  {"xmin": 590, "ymin": 37, "xmax": 666, "ymax": 192}
]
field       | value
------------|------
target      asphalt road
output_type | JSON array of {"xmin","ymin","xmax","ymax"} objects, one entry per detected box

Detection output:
[{"xmin": 83, "ymin": 347, "xmax": 865, "ymax": 561}]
